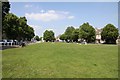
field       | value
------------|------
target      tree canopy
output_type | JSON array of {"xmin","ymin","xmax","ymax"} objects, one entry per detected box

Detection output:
[
  {"xmin": 59, "ymin": 23, "xmax": 96, "ymax": 43},
  {"xmin": 2, "ymin": 0, "xmax": 10, "ymax": 19},
  {"xmin": 2, "ymin": 0, "xmax": 35, "ymax": 41},
  {"xmin": 64, "ymin": 26, "xmax": 75, "ymax": 42},
  {"xmin": 3, "ymin": 13, "xmax": 35, "ymax": 41},
  {"xmin": 59, "ymin": 34, "xmax": 67, "ymax": 42},
  {"xmin": 79, "ymin": 22, "xmax": 96, "ymax": 43},
  {"xmin": 43, "ymin": 30, "xmax": 55, "ymax": 42},
  {"xmin": 72, "ymin": 28, "xmax": 79, "ymax": 42},
  {"xmin": 101, "ymin": 24, "xmax": 119, "ymax": 44}
]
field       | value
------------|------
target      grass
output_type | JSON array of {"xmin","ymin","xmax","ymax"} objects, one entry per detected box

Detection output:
[{"xmin": 2, "ymin": 42, "xmax": 118, "ymax": 78}]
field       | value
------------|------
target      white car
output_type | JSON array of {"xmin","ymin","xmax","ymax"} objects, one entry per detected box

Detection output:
[
  {"xmin": 0, "ymin": 40, "xmax": 7, "ymax": 46},
  {"xmin": 0, "ymin": 40, "xmax": 14, "ymax": 46}
]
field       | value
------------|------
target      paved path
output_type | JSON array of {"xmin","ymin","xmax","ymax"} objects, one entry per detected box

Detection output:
[
  {"xmin": 0, "ymin": 45, "xmax": 20, "ymax": 50},
  {"xmin": 0, "ymin": 41, "xmax": 41, "ymax": 50},
  {"xmin": 27, "ymin": 41, "xmax": 41, "ymax": 45}
]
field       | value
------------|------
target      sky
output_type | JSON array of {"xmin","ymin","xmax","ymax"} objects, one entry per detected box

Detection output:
[{"xmin": 10, "ymin": 2, "xmax": 118, "ymax": 37}]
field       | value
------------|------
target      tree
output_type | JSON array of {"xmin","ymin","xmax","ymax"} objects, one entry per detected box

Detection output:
[
  {"xmin": 25, "ymin": 26, "xmax": 35, "ymax": 41},
  {"xmin": 2, "ymin": 13, "xmax": 19, "ymax": 39},
  {"xmin": 18, "ymin": 17, "xmax": 34, "ymax": 41},
  {"xmin": 17, "ymin": 17, "xmax": 28, "ymax": 40},
  {"xmin": 64, "ymin": 26, "xmax": 75, "ymax": 42},
  {"xmin": 34, "ymin": 35, "xmax": 40, "ymax": 41},
  {"xmin": 101, "ymin": 24, "xmax": 119, "ymax": 44},
  {"xmin": 3, "ymin": 13, "xmax": 35, "ymax": 41},
  {"xmin": 43, "ymin": 30, "xmax": 55, "ymax": 42},
  {"xmin": 60, "ymin": 34, "xmax": 67, "ymax": 42},
  {"xmin": 2, "ymin": 0, "xmax": 10, "ymax": 19},
  {"xmin": 79, "ymin": 22, "xmax": 95, "ymax": 43},
  {"xmin": 1, "ymin": 0, "xmax": 10, "ymax": 39},
  {"xmin": 72, "ymin": 28, "xmax": 79, "ymax": 42}
]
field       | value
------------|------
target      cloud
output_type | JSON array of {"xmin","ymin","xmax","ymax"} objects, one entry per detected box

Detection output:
[
  {"xmin": 25, "ymin": 10, "xmax": 75, "ymax": 22},
  {"xmin": 68, "ymin": 16, "xmax": 75, "ymax": 19},
  {"xmin": 25, "ymin": 4, "xmax": 33, "ymax": 8},
  {"xmin": 40, "ymin": 9, "xmax": 45, "ymax": 13}
]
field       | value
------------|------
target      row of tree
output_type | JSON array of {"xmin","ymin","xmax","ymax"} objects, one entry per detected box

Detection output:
[
  {"xmin": 2, "ymin": 1, "xmax": 119, "ymax": 44},
  {"xmin": 2, "ymin": 1, "xmax": 35, "ymax": 41},
  {"xmin": 43, "ymin": 22, "xmax": 119, "ymax": 44},
  {"xmin": 60, "ymin": 23, "xmax": 96, "ymax": 43},
  {"xmin": 61, "ymin": 23, "xmax": 119, "ymax": 44}
]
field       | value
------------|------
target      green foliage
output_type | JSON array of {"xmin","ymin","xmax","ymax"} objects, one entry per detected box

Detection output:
[
  {"xmin": 60, "ymin": 34, "xmax": 67, "ymax": 41},
  {"xmin": 3, "ymin": 13, "xmax": 19, "ymax": 39},
  {"xmin": 43, "ymin": 30, "xmax": 55, "ymax": 42},
  {"xmin": 3, "ymin": 13, "xmax": 35, "ymax": 41},
  {"xmin": 72, "ymin": 28, "xmax": 79, "ymax": 42},
  {"xmin": 79, "ymin": 22, "xmax": 95, "ymax": 43},
  {"xmin": 64, "ymin": 26, "xmax": 75, "ymax": 42},
  {"xmin": 2, "ymin": 0, "xmax": 34, "ymax": 41},
  {"xmin": 25, "ymin": 26, "xmax": 35, "ymax": 41},
  {"xmin": 101, "ymin": 24, "xmax": 119, "ymax": 44},
  {"xmin": 2, "ymin": 1, "xmax": 10, "ymax": 19},
  {"xmin": 34, "ymin": 35, "xmax": 40, "ymax": 41}
]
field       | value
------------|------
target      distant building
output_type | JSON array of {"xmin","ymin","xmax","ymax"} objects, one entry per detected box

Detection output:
[
  {"xmin": 55, "ymin": 35, "xmax": 61, "ymax": 42},
  {"xmin": 95, "ymin": 28, "xmax": 104, "ymax": 44}
]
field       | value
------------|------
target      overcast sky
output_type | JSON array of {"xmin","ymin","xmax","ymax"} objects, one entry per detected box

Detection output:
[{"xmin": 10, "ymin": 2, "xmax": 118, "ymax": 37}]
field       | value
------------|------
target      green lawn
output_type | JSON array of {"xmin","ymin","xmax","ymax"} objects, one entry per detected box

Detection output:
[{"xmin": 2, "ymin": 42, "xmax": 118, "ymax": 78}]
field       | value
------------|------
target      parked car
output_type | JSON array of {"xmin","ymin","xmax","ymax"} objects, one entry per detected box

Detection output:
[
  {"xmin": 0, "ymin": 39, "xmax": 19, "ymax": 46},
  {"xmin": 7, "ymin": 40, "xmax": 14, "ymax": 46},
  {"xmin": 14, "ymin": 40, "xmax": 19, "ymax": 45},
  {"xmin": 0, "ymin": 39, "xmax": 7, "ymax": 46},
  {"xmin": 0, "ymin": 40, "xmax": 4, "ymax": 46}
]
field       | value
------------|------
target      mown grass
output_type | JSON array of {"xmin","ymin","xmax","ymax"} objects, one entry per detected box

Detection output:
[{"xmin": 2, "ymin": 42, "xmax": 118, "ymax": 78}]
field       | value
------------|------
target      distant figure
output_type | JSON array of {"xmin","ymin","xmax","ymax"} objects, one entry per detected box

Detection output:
[
  {"xmin": 85, "ymin": 42, "xmax": 87, "ymax": 45},
  {"xmin": 84, "ymin": 40, "xmax": 87, "ymax": 45},
  {"xmin": 22, "ymin": 42, "xmax": 26, "ymax": 47},
  {"xmin": 19, "ymin": 40, "xmax": 26, "ymax": 47}
]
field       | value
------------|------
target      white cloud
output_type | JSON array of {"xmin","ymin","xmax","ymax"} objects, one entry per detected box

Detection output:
[
  {"xmin": 40, "ymin": 9, "xmax": 45, "ymax": 13},
  {"xmin": 68, "ymin": 16, "xmax": 75, "ymax": 19},
  {"xmin": 25, "ymin": 4, "xmax": 33, "ymax": 8},
  {"xmin": 25, "ymin": 10, "xmax": 75, "ymax": 22},
  {"xmin": 59, "ymin": 11, "xmax": 69, "ymax": 14},
  {"xmin": 48, "ymin": 10, "xmax": 56, "ymax": 13}
]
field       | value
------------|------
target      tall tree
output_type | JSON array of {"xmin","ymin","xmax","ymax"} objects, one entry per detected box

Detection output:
[
  {"xmin": 18, "ymin": 17, "xmax": 27, "ymax": 40},
  {"xmin": 101, "ymin": 24, "xmax": 119, "ymax": 44},
  {"xmin": 65, "ymin": 26, "xmax": 75, "ymax": 42},
  {"xmin": 72, "ymin": 28, "xmax": 79, "ymax": 42},
  {"xmin": 3, "ymin": 13, "xmax": 35, "ymax": 41},
  {"xmin": 43, "ymin": 30, "xmax": 55, "ymax": 42},
  {"xmin": 2, "ymin": 0, "xmax": 10, "ymax": 39},
  {"xmin": 2, "ymin": 13, "xmax": 19, "ymax": 39},
  {"xmin": 79, "ymin": 22, "xmax": 95, "ymax": 43},
  {"xmin": 25, "ymin": 26, "xmax": 35, "ymax": 41},
  {"xmin": 2, "ymin": 0, "xmax": 10, "ymax": 19}
]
